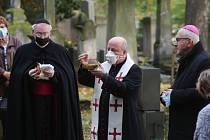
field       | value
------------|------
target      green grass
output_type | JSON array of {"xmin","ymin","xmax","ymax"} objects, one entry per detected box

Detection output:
[{"xmin": 79, "ymin": 86, "xmax": 92, "ymax": 140}]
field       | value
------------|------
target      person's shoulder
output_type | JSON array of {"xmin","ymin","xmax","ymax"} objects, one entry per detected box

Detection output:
[
  {"xmin": 199, "ymin": 104, "xmax": 210, "ymax": 117},
  {"xmin": 130, "ymin": 64, "xmax": 142, "ymax": 74},
  {"xmin": 194, "ymin": 50, "xmax": 210, "ymax": 66},
  {"xmin": 132, "ymin": 64, "xmax": 141, "ymax": 70},
  {"xmin": 200, "ymin": 51, "xmax": 210, "ymax": 63},
  {"xmin": 199, "ymin": 50, "xmax": 210, "ymax": 59},
  {"xmin": 51, "ymin": 41, "xmax": 63, "ymax": 47},
  {"xmin": 50, "ymin": 41, "xmax": 68, "ymax": 52},
  {"xmin": 20, "ymin": 42, "xmax": 33, "ymax": 48},
  {"xmin": 9, "ymin": 35, "xmax": 19, "ymax": 41},
  {"xmin": 16, "ymin": 42, "xmax": 34, "ymax": 52},
  {"xmin": 8, "ymin": 35, "xmax": 22, "ymax": 47}
]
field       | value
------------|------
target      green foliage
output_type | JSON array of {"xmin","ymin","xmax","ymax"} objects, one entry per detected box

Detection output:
[
  {"xmin": 6, "ymin": 8, "xmax": 31, "ymax": 36},
  {"xmin": 135, "ymin": 0, "xmax": 185, "ymax": 48},
  {"xmin": 7, "ymin": 8, "xmax": 26, "ymax": 20},
  {"xmin": 79, "ymin": 86, "xmax": 92, "ymax": 140},
  {"xmin": 135, "ymin": 0, "xmax": 156, "ymax": 19},
  {"xmin": 21, "ymin": 0, "xmax": 81, "ymax": 24},
  {"xmin": 56, "ymin": 0, "xmax": 81, "ymax": 21},
  {"xmin": 21, "ymin": 0, "xmax": 44, "ymax": 24},
  {"xmin": 81, "ymin": 108, "xmax": 91, "ymax": 140},
  {"xmin": 8, "ymin": 21, "xmax": 31, "ymax": 36},
  {"xmin": 171, "ymin": 0, "xmax": 185, "ymax": 28},
  {"xmin": 135, "ymin": 0, "xmax": 185, "ymax": 28}
]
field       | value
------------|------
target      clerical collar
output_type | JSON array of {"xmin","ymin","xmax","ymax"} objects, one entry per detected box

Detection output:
[
  {"xmin": 112, "ymin": 57, "xmax": 127, "ymax": 68},
  {"xmin": 35, "ymin": 41, "xmax": 49, "ymax": 48}
]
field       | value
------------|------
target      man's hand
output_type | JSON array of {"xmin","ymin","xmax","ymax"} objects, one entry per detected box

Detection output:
[
  {"xmin": 78, "ymin": 52, "xmax": 89, "ymax": 65},
  {"xmin": 29, "ymin": 64, "xmax": 54, "ymax": 80},
  {"xmin": 160, "ymin": 89, "xmax": 173, "ymax": 107},
  {"xmin": 40, "ymin": 64, "xmax": 54, "ymax": 78},
  {"xmin": 29, "ymin": 68, "xmax": 41, "ymax": 79},
  {"xmin": 90, "ymin": 66, "xmax": 105, "ymax": 79},
  {"xmin": 3, "ymin": 71, "xmax": 11, "ymax": 80}
]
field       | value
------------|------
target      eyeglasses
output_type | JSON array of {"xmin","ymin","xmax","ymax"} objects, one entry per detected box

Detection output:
[
  {"xmin": 176, "ymin": 38, "xmax": 190, "ymax": 42},
  {"xmin": 35, "ymin": 32, "xmax": 50, "ymax": 38}
]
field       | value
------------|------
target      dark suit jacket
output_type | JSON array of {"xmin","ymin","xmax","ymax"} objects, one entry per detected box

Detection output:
[{"xmin": 169, "ymin": 42, "xmax": 210, "ymax": 140}]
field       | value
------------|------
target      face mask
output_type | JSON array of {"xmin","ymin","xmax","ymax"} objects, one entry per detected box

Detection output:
[
  {"xmin": 0, "ymin": 27, "xmax": 8, "ymax": 38},
  {"xmin": 35, "ymin": 36, "xmax": 50, "ymax": 46},
  {"xmin": 105, "ymin": 51, "xmax": 118, "ymax": 64}
]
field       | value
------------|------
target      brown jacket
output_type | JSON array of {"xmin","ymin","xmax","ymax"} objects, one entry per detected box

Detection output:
[{"xmin": 0, "ymin": 36, "xmax": 22, "ymax": 96}]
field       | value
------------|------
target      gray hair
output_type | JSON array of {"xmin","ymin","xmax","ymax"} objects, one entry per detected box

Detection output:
[
  {"xmin": 31, "ymin": 23, "xmax": 52, "ymax": 31},
  {"xmin": 117, "ymin": 36, "xmax": 128, "ymax": 51},
  {"xmin": 122, "ymin": 38, "xmax": 128, "ymax": 51},
  {"xmin": 196, "ymin": 69, "xmax": 210, "ymax": 98}
]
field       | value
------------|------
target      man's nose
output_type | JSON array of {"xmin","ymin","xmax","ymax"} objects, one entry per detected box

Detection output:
[{"xmin": 39, "ymin": 34, "xmax": 46, "ymax": 39}]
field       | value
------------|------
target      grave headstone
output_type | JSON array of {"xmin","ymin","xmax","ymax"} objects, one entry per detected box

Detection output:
[{"xmin": 107, "ymin": 0, "xmax": 137, "ymax": 62}]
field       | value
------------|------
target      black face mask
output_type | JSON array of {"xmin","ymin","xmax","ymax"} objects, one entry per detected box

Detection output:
[{"xmin": 35, "ymin": 36, "xmax": 50, "ymax": 46}]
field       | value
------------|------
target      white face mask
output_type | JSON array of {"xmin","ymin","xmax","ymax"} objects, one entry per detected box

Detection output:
[
  {"xmin": 0, "ymin": 27, "xmax": 8, "ymax": 38},
  {"xmin": 105, "ymin": 51, "xmax": 118, "ymax": 64}
]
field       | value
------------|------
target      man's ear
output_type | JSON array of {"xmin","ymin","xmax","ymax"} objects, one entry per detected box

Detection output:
[
  {"xmin": 32, "ymin": 30, "xmax": 35, "ymax": 35},
  {"xmin": 123, "ymin": 50, "xmax": 127, "ymax": 55},
  {"xmin": 49, "ymin": 32, "xmax": 51, "ymax": 38},
  {"xmin": 188, "ymin": 39, "xmax": 194, "ymax": 47},
  {"xmin": 200, "ymin": 85, "xmax": 207, "ymax": 95}
]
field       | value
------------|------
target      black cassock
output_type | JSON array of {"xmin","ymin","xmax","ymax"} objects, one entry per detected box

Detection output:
[
  {"xmin": 78, "ymin": 60, "xmax": 143, "ymax": 140},
  {"xmin": 6, "ymin": 41, "xmax": 83, "ymax": 140}
]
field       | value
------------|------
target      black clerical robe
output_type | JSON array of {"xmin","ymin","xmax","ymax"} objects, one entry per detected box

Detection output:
[
  {"xmin": 32, "ymin": 80, "xmax": 57, "ymax": 140},
  {"xmin": 78, "ymin": 59, "xmax": 143, "ymax": 140},
  {"xmin": 6, "ymin": 41, "xmax": 83, "ymax": 140}
]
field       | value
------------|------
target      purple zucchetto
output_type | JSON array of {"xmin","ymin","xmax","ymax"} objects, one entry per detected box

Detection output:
[{"xmin": 176, "ymin": 24, "xmax": 200, "ymax": 45}]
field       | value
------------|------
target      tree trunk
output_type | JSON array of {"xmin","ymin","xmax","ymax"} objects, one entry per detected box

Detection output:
[
  {"xmin": 185, "ymin": 0, "xmax": 209, "ymax": 49},
  {"xmin": 44, "ymin": 0, "xmax": 55, "ymax": 27},
  {"xmin": 160, "ymin": 0, "xmax": 172, "ymax": 60},
  {"xmin": 153, "ymin": 0, "xmax": 161, "ymax": 67}
]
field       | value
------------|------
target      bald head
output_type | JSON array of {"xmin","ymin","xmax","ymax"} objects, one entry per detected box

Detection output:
[
  {"xmin": 107, "ymin": 36, "xmax": 128, "ymax": 64},
  {"xmin": 108, "ymin": 36, "xmax": 128, "ymax": 51}
]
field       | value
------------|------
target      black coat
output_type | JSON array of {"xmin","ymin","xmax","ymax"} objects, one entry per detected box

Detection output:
[
  {"xmin": 6, "ymin": 41, "xmax": 83, "ymax": 140},
  {"xmin": 169, "ymin": 42, "xmax": 210, "ymax": 140},
  {"xmin": 78, "ymin": 62, "xmax": 143, "ymax": 140}
]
